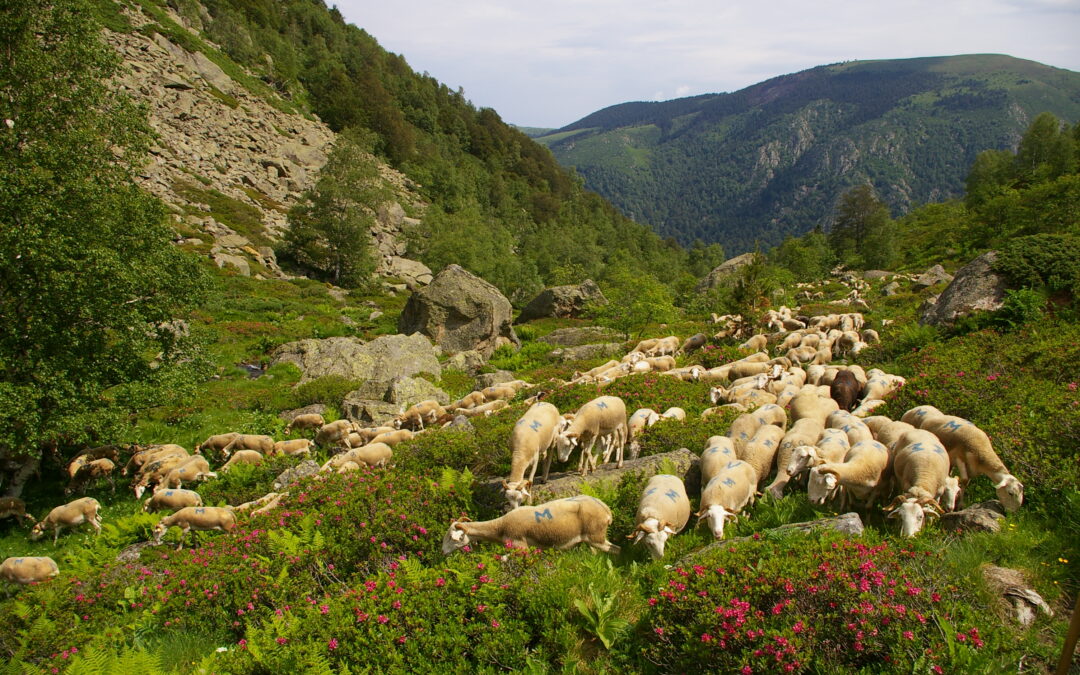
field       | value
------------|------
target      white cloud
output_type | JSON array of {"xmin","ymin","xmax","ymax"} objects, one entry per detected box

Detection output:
[{"xmin": 336, "ymin": 0, "xmax": 1080, "ymax": 127}]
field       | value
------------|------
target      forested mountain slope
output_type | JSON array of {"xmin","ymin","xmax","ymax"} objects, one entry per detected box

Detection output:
[{"xmin": 538, "ymin": 55, "xmax": 1080, "ymax": 253}]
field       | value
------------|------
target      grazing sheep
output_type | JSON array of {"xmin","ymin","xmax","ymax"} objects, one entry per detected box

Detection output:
[
  {"xmin": 66, "ymin": 445, "xmax": 121, "ymax": 480},
  {"xmin": 555, "ymin": 396, "xmax": 628, "ymax": 475},
  {"xmin": 221, "ymin": 434, "xmax": 274, "ymax": 457},
  {"xmin": 920, "ymin": 415, "xmax": 1024, "ymax": 512},
  {"xmin": 30, "ymin": 497, "xmax": 102, "ymax": 544},
  {"xmin": 194, "ymin": 434, "xmax": 239, "ymax": 460},
  {"xmin": 885, "ymin": 497, "xmax": 944, "ymax": 538},
  {"xmin": 250, "ymin": 492, "xmax": 289, "ymax": 517},
  {"xmin": 132, "ymin": 454, "xmax": 191, "ymax": 499},
  {"xmin": 751, "ymin": 403, "xmax": 787, "ymax": 430},
  {"xmin": 811, "ymin": 440, "xmax": 891, "ymax": 507},
  {"xmin": 679, "ymin": 333, "xmax": 708, "ymax": 354},
  {"xmin": 158, "ymin": 455, "xmax": 215, "ymax": 491},
  {"xmin": 123, "ymin": 444, "xmax": 188, "ymax": 476},
  {"xmin": 233, "ymin": 491, "xmax": 285, "ymax": 514},
  {"xmin": 830, "ymin": 369, "xmax": 861, "ymax": 412},
  {"xmin": 0, "ymin": 497, "xmax": 35, "ymax": 526},
  {"xmin": 272, "ymin": 439, "xmax": 313, "ymax": 457},
  {"xmin": 728, "ymin": 358, "xmax": 774, "ymax": 380},
  {"xmin": 629, "ymin": 475, "xmax": 691, "ymax": 560},
  {"xmin": 368, "ymin": 428, "xmax": 415, "ymax": 447},
  {"xmin": 396, "ymin": 400, "xmax": 445, "ymax": 430},
  {"xmin": 740, "ymin": 424, "xmax": 786, "ymax": 488},
  {"xmin": 851, "ymin": 398, "xmax": 888, "ymax": 417},
  {"xmin": 900, "ymin": 405, "xmax": 945, "ymax": 428},
  {"xmin": 451, "ymin": 391, "xmax": 487, "ymax": 410},
  {"xmin": 765, "ymin": 418, "xmax": 825, "ymax": 499},
  {"xmin": 321, "ymin": 442, "xmax": 393, "ymax": 473},
  {"xmin": 503, "ymin": 402, "xmax": 565, "ymax": 509},
  {"xmin": 701, "ymin": 436, "xmax": 739, "ymax": 486},
  {"xmin": 442, "ymin": 496, "xmax": 620, "ymax": 555},
  {"xmin": 65, "ymin": 458, "xmax": 116, "ymax": 495},
  {"xmin": 152, "ymin": 506, "xmax": 237, "ymax": 550},
  {"xmin": 861, "ymin": 369, "xmax": 906, "ymax": 402},
  {"xmin": 885, "ymin": 429, "xmax": 951, "ymax": 536},
  {"xmin": 144, "ymin": 488, "xmax": 204, "ymax": 513},
  {"xmin": 627, "ymin": 408, "xmax": 661, "ymax": 459},
  {"xmin": 284, "ymin": 413, "xmax": 325, "ymax": 435},
  {"xmin": 219, "ymin": 449, "xmax": 264, "ymax": 473},
  {"xmin": 788, "ymin": 390, "xmax": 840, "ymax": 426},
  {"xmin": 454, "ymin": 399, "xmax": 511, "ymax": 418},
  {"xmin": 631, "ymin": 338, "xmax": 660, "ymax": 355},
  {"xmin": 0, "ymin": 557, "xmax": 59, "ymax": 585},
  {"xmin": 481, "ymin": 385, "xmax": 518, "ymax": 402},
  {"xmin": 315, "ymin": 420, "xmax": 356, "ymax": 449},
  {"xmin": 659, "ymin": 407, "xmax": 687, "ymax": 422},
  {"xmin": 646, "ymin": 336, "xmax": 681, "ymax": 357},
  {"xmin": 861, "ymin": 329, "xmax": 880, "ymax": 344},
  {"xmin": 697, "ymin": 460, "xmax": 758, "ymax": 539},
  {"xmin": 727, "ymin": 412, "xmax": 764, "ymax": 456},
  {"xmin": 740, "ymin": 334, "xmax": 768, "ymax": 352},
  {"xmin": 826, "ymin": 410, "xmax": 874, "ymax": 445}
]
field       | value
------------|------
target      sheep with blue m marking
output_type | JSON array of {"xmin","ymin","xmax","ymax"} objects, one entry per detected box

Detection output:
[
  {"xmin": 0, "ymin": 556, "xmax": 59, "ymax": 585},
  {"xmin": 152, "ymin": 506, "xmax": 237, "ymax": 551},
  {"xmin": 555, "ymin": 396, "xmax": 628, "ymax": 475},
  {"xmin": 810, "ymin": 439, "xmax": 891, "ymax": 509},
  {"xmin": 883, "ymin": 429, "xmax": 952, "ymax": 537},
  {"xmin": 765, "ymin": 417, "xmax": 825, "ymax": 499},
  {"xmin": 629, "ymin": 475, "xmax": 691, "ymax": 560},
  {"xmin": 697, "ymin": 460, "xmax": 759, "ymax": 540},
  {"xmin": 441, "ymin": 496, "xmax": 620, "ymax": 555},
  {"xmin": 700, "ymin": 436, "xmax": 738, "ymax": 487},
  {"xmin": 502, "ymin": 402, "xmax": 567, "ymax": 509}
]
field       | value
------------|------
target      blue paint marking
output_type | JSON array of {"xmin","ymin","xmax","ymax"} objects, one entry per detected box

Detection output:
[
  {"xmin": 910, "ymin": 442, "xmax": 925, "ymax": 453},
  {"xmin": 529, "ymin": 420, "xmax": 543, "ymax": 432},
  {"xmin": 740, "ymin": 432, "xmax": 748, "ymax": 439},
  {"xmin": 534, "ymin": 508, "xmax": 554, "ymax": 523},
  {"xmin": 705, "ymin": 447, "xmax": 718, "ymax": 455},
  {"xmin": 665, "ymin": 489, "xmax": 679, "ymax": 502},
  {"xmin": 763, "ymin": 440, "xmax": 774, "ymax": 447},
  {"xmin": 14, "ymin": 558, "xmax": 23, "ymax": 565},
  {"xmin": 646, "ymin": 488, "xmax": 658, "ymax": 496},
  {"xmin": 943, "ymin": 420, "xmax": 963, "ymax": 432},
  {"xmin": 195, "ymin": 507, "xmax": 205, "ymax": 514},
  {"xmin": 595, "ymin": 401, "xmax": 608, "ymax": 409},
  {"xmin": 165, "ymin": 491, "xmax": 174, "ymax": 496},
  {"xmin": 915, "ymin": 409, "xmax": 927, "ymax": 417},
  {"xmin": 722, "ymin": 478, "xmax": 736, "ymax": 488},
  {"xmin": 932, "ymin": 445, "xmax": 946, "ymax": 455},
  {"xmin": 726, "ymin": 461, "xmax": 741, "ymax": 469}
]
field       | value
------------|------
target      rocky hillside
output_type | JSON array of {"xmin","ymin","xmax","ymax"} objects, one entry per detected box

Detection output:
[
  {"xmin": 106, "ymin": 3, "xmax": 429, "ymax": 284},
  {"xmin": 537, "ymin": 55, "xmax": 1080, "ymax": 254}
]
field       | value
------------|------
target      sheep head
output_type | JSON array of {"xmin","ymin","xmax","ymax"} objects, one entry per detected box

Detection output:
[
  {"xmin": 885, "ymin": 497, "xmax": 942, "ymax": 538},
  {"xmin": 785, "ymin": 446, "xmax": 819, "ymax": 477},
  {"xmin": 28, "ymin": 522, "xmax": 47, "ymax": 541},
  {"xmin": 709, "ymin": 387, "xmax": 727, "ymax": 405},
  {"xmin": 697, "ymin": 505, "xmax": 737, "ymax": 540},
  {"xmin": 502, "ymin": 480, "xmax": 531, "ymax": 510},
  {"xmin": 939, "ymin": 476, "xmax": 962, "ymax": 512},
  {"xmin": 995, "ymin": 475, "xmax": 1024, "ymax": 513},
  {"xmin": 151, "ymin": 521, "xmax": 168, "ymax": 545},
  {"xmin": 807, "ymin": 467, "xmax": 838, "ymax": 505},
  {"xmin": 555, "ymin": 433, "xmax": 579, "ymax": 462},
  {"xmin": 629, "ymin": 519, "xmax": 677, "ymax": 560},
  {"xmin": 441, "ymin": 521, "xmax": 472, "ymax": 555}
]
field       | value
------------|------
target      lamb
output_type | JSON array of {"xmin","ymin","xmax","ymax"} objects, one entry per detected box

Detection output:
[
  {"xmin": 629, "ymin": 475, "xmax": 691, "ymax": 559},
  {"xmin": 830, "ymin": 369, "xmax": 861, "ymax": 412},
  {"xmin": 764, "ymin": 417, "xmax": 825, "ymax": 499},
  {"xmin": 396, "ymin": 400, "xmax": 445, "ymax": 430},
  {"xmin": 157, "ymin": 455, "xmax": 215, "ymax": 491},
  {"xmin": 739, "ymin": 334, "xmax": 768, "ymax": 352},
  {"xmin": 503, "ymin": 402, "xmax": 565, "ymax": 509},
  {"xmin": 368, "ymin": 428, "xmax": 415, "ymax": 447},
  {"xmin": 554, "ymin": 396, "xmax": 628, "ymax": 475},
  {"xmin": 0, "ymin": 497, "xmax": 35, "ymax": 526},
  {"xmin": 29, "ymin": 497, "xmax": 102, "ymax": 544},
  {"xmin": 221, "ymin": 434, "xmax": 274, "ymax": 457},
  {"xmin": 143, "ymin": 488, "xmax": 203, "ymax": 513},
  {"xmin": 65, "ymin": 458, "xmax": 116, "ymax": 495},
  {"xmin": 152, "ymin": 506, "xmax": 237, "ymax": 550},
  {"xmin": 810, "ymin": 439, "xmax": 890, "ymax": 508},
  {"xmin": 740, "ymin": 424, "xmax": 786, "ymax": 488},
  {"xmin": 920, "ymin": 414, "xmax": 1024, "ymax": 512},
  {"xmin": 272, "ymin": 439, "xmax": 313, "ymax": 457},
  {"xmin": 442, "ymin": 495, "xmax": 620, "ymax": 555},
  {"xmin": 284, "ymin": 413, "xmax": 325, "ymax": 435},
  {"xmin": 321, "ymin": 442, "xmax": 394, "ymax": 473},
  {"xmin": 315, "ymin": 419, "xmax": 356, "ymax": 449},
  {"xmin": 697, "ymin": 460, "xmax": 758, "ymax": 539},
  {"xmin": 0, "ymin": 557, "xmax": 59, "ymax": 585},
  {"xmin": 219, "ymin": 449, "xmax": 265, "ymax": 473},
  {"xmin": 700, "ymin": 436, "xmax": 739, "ymax": 486}
]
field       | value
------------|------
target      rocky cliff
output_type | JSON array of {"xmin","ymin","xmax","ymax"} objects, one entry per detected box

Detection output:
[{"xmin": 107, "ymin": 4, "xmax": 428, "ymax": 282}]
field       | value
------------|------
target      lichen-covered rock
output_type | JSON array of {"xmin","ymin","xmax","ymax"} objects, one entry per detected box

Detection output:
[
  {"xmin": 279, "ymin": 404, "xmax": 327, "ymax": 423},
  {"xmin": 695, "ymin": 253, "xmax": 759, "ymax": 292},
  {"xmin": 272, "ymin": 460, "xmax": 320, "ymax": 491},
  {"xmin": 475, "ymin": 371, "xmax": 516, "ymax": 389},
  {"xmin": 538, "ymin": 326, "xmax": 622, "ymax": 347},
  {"xmin": 444, "ymin": 350, "xmax": 486, "ymax": 375},
  {"xmin": 920, "ymin": 251, "xmax": 1007, "ymax": 326},
  {"xmin": 398, "ymin": 264, "xmax": 519, "ymax": 358},
  {"xmin": 515, "ymin": 280, "xmax": 607, "ymax": 323},
  {"xmin": 548, "ymin": 343, "xmax": 623, "ymax": 362},
  {"xmin": 914, "ymin": 264, "xmax": 954, "ymax": 288},
  {"xmin": 269, "ymin": 333, "xmax": 441, "ymax": 384},
  {"xmin": 939, "ymin": 500, "xmax": 1005, "ymax": 534},
  {"xmin": 340, "ymin": 397, "xmax": 401, "ymax": 426},
  {"xmin": 385, "ymin": 376, "xmax": 449, "ymax": 406}
]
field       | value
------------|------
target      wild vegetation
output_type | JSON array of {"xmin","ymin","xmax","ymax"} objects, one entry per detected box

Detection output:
[{"xmin": 0, "ymin": 1, "xmax": 1078, "ymax": 674}]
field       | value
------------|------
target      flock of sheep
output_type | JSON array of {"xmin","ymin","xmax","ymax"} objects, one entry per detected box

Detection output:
[{"xmin": 1, "ymin": 305, "xmax": 1024, "ymax": 585}]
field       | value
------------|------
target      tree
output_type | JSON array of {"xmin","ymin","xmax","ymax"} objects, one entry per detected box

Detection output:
[
  {"xmin": 829, "ymin": 184, "xmax": 894, "ymax": 268},
  {"xmin": 1015, "ymin": 112, "xmax": 1076, "ymax": 184},
  {"xmin": 0, "ymin": 0, "xmax": 208, "ymax": 494},
  {"xmin": 282, "ymin": 129, "xmax": 387, "ymax": 287},
  {"xmin": 588, "ymin": 262, "xmax": 677, "ymax": 339}
]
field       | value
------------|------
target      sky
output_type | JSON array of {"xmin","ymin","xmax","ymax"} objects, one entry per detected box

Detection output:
[{"xmin": 334, "ymin": 0, "xmax": 1080, "ymax": 129}]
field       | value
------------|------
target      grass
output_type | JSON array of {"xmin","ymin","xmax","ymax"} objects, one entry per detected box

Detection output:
[{"xmin": 172, "ymin": 179, "xmax": 269, "ymax": 247}]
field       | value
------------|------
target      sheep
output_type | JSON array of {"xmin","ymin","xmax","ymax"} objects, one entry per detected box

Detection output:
[
  {"xmin": 830, "ymin": 369, "xmax": 861, "ymax": 412},
  {"xmin": 765, "ymin": 417, "xmax": 825, "ymax": 499},
  {"xmin": 788, "ymin": 390, "xmax": 840, "ymax": 426},
  {"xmin": 786, "ymin": 346, "xmax": 818, "ymax": 365},
  {"xmin": 555, "ymin": 396, "xmax": 628, "ymax": 475},
  {"xmin": 442, "ymin": 495, "xmax": 620, "ymax": 555},
  {"xmin": 679, "ymin": 333, "xmax": 708, "ymax": 354},
  {"xmin": 368, "ymin": 428, "xmax": 415, "ymax": 447},
  {"xmin": 576, "ymin": 360, "xmax": 621, "ymax": 380},
  {"xmin": 810, "ymin": 439, "xmax": 891, "ymax": 507},
  {"xmin": 0, "ymin": 557, "xmax": 59, "ymax": 585},
  {"xmin": 284, "ymin": 413, "xmax": 325, "ymax": 435},
  {"xmin": 123, "ymin": 444, "xmax": 188, "ymax": 476},
  {"xmin": 644, "ymin": 355, "xmax": 676, "ymax": 372},
  {"xmin": 724, "ymin": 387, "xmax": 777, "ymax": 409},
  {"xmin": 851, "ymin": 399, "xmax": 888, "ymax": 417},
  {"xmin": 29, "ymin": 497, "xmax": 102, "ymax": 544},
  {"xmin": 751, "ymin": 403, "xmax": 787, "ymax": 429},
  {"xmin": 65, "ymin": 458, "xmax": 116, "ymax": 495},
  {"xmin": 144, "ymin": 488, "xmax": 203, "ymax": 513},
  {"xmin": 194, "ymin": 434, "xmax": 239, "ymax": 460},
  {"xmin": 727, "ymin": 412, "xmax": 764, "ymax": 456},
  {"xmin": 631, "ymin": 338, "xmax": 660, "ymax": 354},
  {"xmin": 739, "ymin": 334, "xmax": 768, "ymax": 352},
  {"xmin": 700, "ymin": 403, "xmax": 746, "ymax": 419},
  {"xmin": 220, "ymin": 434, "xmax": 274, "ymax": 457},
  {"xmin": 740, "ymin": 424, "xmax": 786, "ymax": 488},
  {"xmin": 900, "ymin": 405, "xmax": 945, "ymax": 428},
  {"xmin": 158, "ymin": 455, "xmax": 215, "ymax": 491},
  {"xmin": 861, "ymin": 328, "xmax": 880, "ymax": 344},
  {"xmin": 645, "ymin": 336, "xmax": 680, "ymax": 357},
  {"xmin": 826, "ymin": 410, "xmax": 874, "ymax": 445},
  {"xmin": 659, "ymin": 407, "xmax": 687, "ymax": 422},
  {"xmin": 728, "ymin": 358, "xmax": 774, "ymax": 380},
  {"xmin": 629, "ymin": 475, "xmax": 691, "ymax": 559},
  {"xmin": 481, "ymin": 385, "xmax": 518, "ymax": 402},
  {"xmin": 250, "ymin": 492, "xmax": 289, "ymax": 517},
  {"xmin": 396, "ymin": 400, "xmax": 445, "ymax": 430},
  {"xmin": 920, "ymin": 415, "xmax": 1024, "ymax": 512},
  {"xmin": 661, "ymin": 365, "xmax": 704, "ymax": 382},
  {"xmin": 152, "ymin": 506, "xmax": 237, "ymax": 550},
  {"xmin": 272, "ymin": 439, "xmax": 313, "ymax": 457},
  {"xmin": 132, "ymin": 454, "xmax": 191, "ymax": 498},
  {"xmin": 454, "ymin": 399, "xmax": 510, "ymax": 418},
  {"xmin": 503, "ymin": 402, "xmax": 565, "ymax": 509},
  {"xmin": 451, "ymin": 391, "xmax": 487, "ymax": 410},
  {"xmin": 315, "ymin": 419, "xmax": 356, "ymax": 449},
  {"xmin": 354, "ymin": 425, "xmax": 396, "ymax": 444},
  {"xmin": 861, "ymin": 369, "xmax": 906, "ymax": 402},
  {"xmin": 774, "ymin": 384, "xmax": 802, "ymax": 409},
  {"xmin": 0, "ymin": 497, "xmax": 35, "ymax": 526},
  {"xmin": 701, "ymin": 436, "xmax": 739, "ymax": 486},
  {"xmin": 321, "ymin": 442, "xmax": 393, "ymax": 473},
  {"xmin": 697, "ymin": 460, "xmax": 758, "ymax": 539},
  {"xmin": 232, "ymin": 491, "xmax": 284, "ymax": 514},
  {"xmin": 66, "ymin": 445, "xmax": 121, "ymax": 480},
  {"xmin": 219, "ymin": 449, "xmax": 264, "ymax": 473},
  {"xmin": 890, "ymin": 428, "xmax": 952, "ymax": 503}
]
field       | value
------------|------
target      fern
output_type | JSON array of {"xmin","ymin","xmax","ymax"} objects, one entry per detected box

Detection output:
[
  {"xmin": 62, "ymin": 644, "xmax": 167, "ymax": 675},
  {"xmin": 267, "ymin": 514, "xmax": 324, "ymax": 557},
  {"xmin": 573, "ymin": 583, "xmax": 630, "ymax": 649},
  {"xmin": 432, "ymin": 466, "xmax": 475, "ymax": 502}
]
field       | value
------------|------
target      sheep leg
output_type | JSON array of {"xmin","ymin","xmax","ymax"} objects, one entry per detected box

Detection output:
[
  {"xmin": 589, "ymin": 537, "xmax": 621, "ymax": 555},
  {"xmin": 176, "ymin": 526, "xmax": 189, "ymax": 551}
]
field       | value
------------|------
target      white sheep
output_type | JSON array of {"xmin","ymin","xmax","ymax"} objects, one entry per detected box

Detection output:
[
  {"xmin": 920, "ymin": 414, "xmax": 1023, "ymax": 512},
  {"xmin": 219, "ymin": 449, "xmax": 264, "ymax": 473},
  {"xmin": 320, "ymin": 443, "xmax": 393, "ymax": 473},
  {"xmin": 453, "ymin": 399, "xmax": 510, "ymax": 418},
  {"xmin": 810, "ymin": 439, "xmax": 890, "ymax": 507},
  {"xmin": 697, "ymin": 460, "xmax": 758, "ymax": 539},
  {"xmin": 144, "ymin": 488, "xmax": 204, "ymax": 513},
  {"xmin": 727, "ymin": 412, "xmax": 765, "ymax": 456},
  {"xmin": 646, "ymin": 336, "xmax": 680, "ymax": 357},
  {"xmin": 826, "ymin": 410, "xmax": 874, "ymax": 445},
  {"xmin": 157, "ymin": 455, "xmax": 215, "ymax": 492},
  {"xmin": 123, "ymin": 444, "xmax": 188, "ymax": 476},
  {"xmin": 29, "ymin": 497, "xmax": 102, "ymax": 544},
  {"xmin": 194, "ymin": 434, "xmax": 239, "ymax": 460},
  {"xmin": 627, "ymin": 408, "xmax": 661, "ymax": 458},
  {"xmin": 132, "ymin": 454, "xmax": 192, "ymax": 499},
  {"xmin": 152, "ymin": 506, "xmax": 238, "ymax": 550},
  {"xmin": 284, "ymin": 413, "xmax": 325, "ymax": 435},
  {"xmin": 451, "ymin": 391, "xmax": 487, "ymax": 410},
  {"xmin": 315, "ymin": 419, "xmax": 356, "ymax": 449},
  {"xmin": 659, "ymin": 407, "xmax": 687, "ymax": 422},
  {"xmin": 396, "ymin": 400, "xmax": 445, "ymax": 430},
  {"xmin": 765, "ymin": 418, "xmax": 824, "ymax": 499},
  {"xmin": 740, "ymin": 424, "xmax": 786, "ymax": 488},
  {"xmin": 629, "ymin": 475, "xmax": 692, "ymax": 559},
  {"xmin": 739, "ymin": 334, "xmax": 768, "ymax": 352},
  {"xmin": 0, "ymin": 557, "xmax": 59, "ymax": 585},
  {"xmin": 272, "ymin": 439, "xmax": 313, "ymax": 457},
  {"xmin": 555, "ymin": 396, "xmax": 627, "ymax": 475},
  {"xmin": 788, "ymin": 390, "xmax": 840, "ymax": 426},
  {"xmin": 65, "ymin": 458, "xmax": 116, "ymax": 495},
  {"xmin": 503, "ymin": 402, "xmax": 565, "ymax": 509},
  {"xmin": 368, "ymin": 428, "xmax": 416, "ymax": 446},
  {"xmin": 851, "ymin": 399, "xmax": 888, "ymax": 417},
  {"xmin": 442, "ymin": 496, "xmax": 620, "ymax": 555},
  {"xmin": 220, "ymin": 434, "xmax": 274, "ymax": 457},
  {"xmin": 700, "ymin": 436, "xmax": 739, "ymax": 486},
  {"xmin": 884, "ymin": 429, "xmax": 952, "ymax": 536},
  {"xmin": 900, "ymin": 405, "xmax": 945, "ymax": 428}
]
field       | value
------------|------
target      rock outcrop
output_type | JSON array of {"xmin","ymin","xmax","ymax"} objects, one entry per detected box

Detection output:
[
  {"xmin": 914, "ymin": 264, "xmax": 954, "ymax": 288},
  {"xmin": 398, "ymin": 264, "xmax": 519, "ymax": 358},
  {"xmin": 548, "ymin": 343, "xmax": 623, "ymax": 362},
  {"xmin": 537, "ymin": 326, "xmax": 621, "ymax": 347},
  {"xmin": 695, "ymin": 253, "xmax": 759, "ymax": 292},
  {"xmin": 920, "ymin": 251, "xmax": 1007, "ymax": 326},
  {"xmin": 679, "ymin": 513, "xmax": 865, "ymax": 563},
  {"xmin": 515, "ymin": 280, "xmax": 607, "ymax": 323},
  {"xmin": 939, "ymin": 500, "xmax": 1006, "ymax": 534},
  {"xmin": 269, "ymin": 334, "xmax": 441, "ymax": 384}
]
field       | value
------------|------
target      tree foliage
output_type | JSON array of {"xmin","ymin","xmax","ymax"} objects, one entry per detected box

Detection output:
[
  {"xmin": 829, "ymin": 184, "xmax": 896, "ymax": 269},
  {"xmin": 588, "ymin": 262, "xmax": 678, "ymax": 339},
  {"xmin": 0, "ymin": 0, "xmax": 207, "ymax": 480}
]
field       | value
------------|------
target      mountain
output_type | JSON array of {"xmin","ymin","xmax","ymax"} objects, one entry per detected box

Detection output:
[
  {"xmin": 515, "ymin": 126, "xmax": 557, "ymax": 138},
  {"xmin": 537, "ymin": 55, "xmax": 1080, "ymax": 254}
]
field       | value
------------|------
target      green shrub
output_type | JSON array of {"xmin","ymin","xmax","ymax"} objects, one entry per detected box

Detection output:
[
  {"xmin": 289, "ymin": 376, "xmax": 362, "ymax": 409},
  {"xmin": 994, "ymin": 233, "xmax": 1080, "ymax": 296}
]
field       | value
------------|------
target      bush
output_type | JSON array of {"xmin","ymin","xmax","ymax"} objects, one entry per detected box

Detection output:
[
  {"xmin": 289, "ymin": 376, "xmax": 362, "ymax": 409},
  {"xmin": 993, "ymin": 233, "xmax": 1080, "ymax": 298}
]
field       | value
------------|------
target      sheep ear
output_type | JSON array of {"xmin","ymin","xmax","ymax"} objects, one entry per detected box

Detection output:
[
  {"xmin": 994, "ymin": 476, "xmax": 1011, "ymax": 489},
  {"xmin": 886, "ymin": 509, "xmax": 900, "ymax": 519}
]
